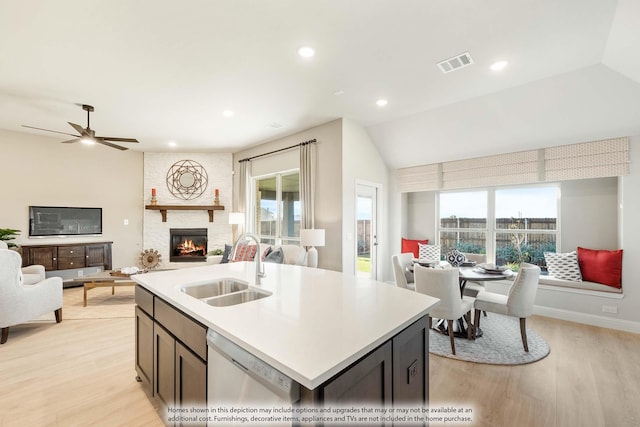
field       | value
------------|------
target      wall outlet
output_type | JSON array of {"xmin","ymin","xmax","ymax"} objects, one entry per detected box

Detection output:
[
  {"xmin": 123, "ymin": 219, "xmax": 129, "ymax": 225},
  {"xmin": 77, "ymin": 270, "xmax": 83, "ymax": 277},
  {"xmin": 602, "ymin": 305, "xmax": 618, "ymax": 314}
]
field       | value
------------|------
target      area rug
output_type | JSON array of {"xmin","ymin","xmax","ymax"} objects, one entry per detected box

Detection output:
[{"xmin": 429, "ymin": 313, "xmax": 550, "ymax": 365}]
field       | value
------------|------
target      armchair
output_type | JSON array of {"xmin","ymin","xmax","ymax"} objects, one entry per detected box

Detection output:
[
  {"xmin": 0, "ymin": 241, "xmax": 46, "ymax": 285},
  {"xmin": 0, "ymin": 247, "xmax": 63, "ymax": 344}
]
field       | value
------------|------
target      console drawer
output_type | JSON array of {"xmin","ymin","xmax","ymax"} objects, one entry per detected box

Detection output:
[
  {"xmin": 57, "ymin": 256, "xmax": 85, "ymax": 269},
  {"xmin": 58, "ymin": 246, "xmax": 86, "ymax": 258}
]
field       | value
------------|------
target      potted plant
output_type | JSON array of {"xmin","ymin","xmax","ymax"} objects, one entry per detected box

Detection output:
[{"xmin": 0, "ymin": 228, "xmax": 21, "ymax": 249}]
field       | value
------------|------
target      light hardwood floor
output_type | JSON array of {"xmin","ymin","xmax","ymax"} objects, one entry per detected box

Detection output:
[{"xmin": 1, "ymin": 288, "xmax": 639, "ymax": 427}]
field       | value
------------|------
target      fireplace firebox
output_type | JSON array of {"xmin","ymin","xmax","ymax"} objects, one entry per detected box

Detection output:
[{"xmin": 170, "ymin": 228, "xmax": 207, "ymax": 262}]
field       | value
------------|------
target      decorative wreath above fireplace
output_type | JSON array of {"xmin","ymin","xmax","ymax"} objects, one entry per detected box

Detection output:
[{"xmin": 166, "ymin": 159, "xmax": 208, "ymax": 200}]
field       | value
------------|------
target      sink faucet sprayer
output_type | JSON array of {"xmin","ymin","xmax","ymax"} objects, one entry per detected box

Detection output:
[{"xmin": 230, "ymin": 233, "xmax": 265, "ymax": 284}]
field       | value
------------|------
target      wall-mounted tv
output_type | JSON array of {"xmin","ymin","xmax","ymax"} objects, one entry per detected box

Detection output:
[{"xmin": 29, "ymin": 206, "xmax": 103, "ymax": 237}]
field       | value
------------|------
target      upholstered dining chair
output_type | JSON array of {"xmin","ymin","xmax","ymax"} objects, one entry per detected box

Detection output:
[
  {"xmin": 414, "ymin": 265, "xmax": 474, "ymax": 355},
  {"xmin": 0, "ymin": 247, "xmax": 63, "ymax": 344},
  {"xmin": 392, "ymin": 253, "xmax": 415, "ymax": 291},
  {"xmin": 473, "ymin": 263, "xmax": 541, "ymax": 352},
  {"xmin": 462, "ymin": 252, "xmax": 488, "ymax": 317}
]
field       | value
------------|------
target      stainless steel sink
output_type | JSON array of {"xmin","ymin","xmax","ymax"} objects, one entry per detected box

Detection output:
[
  {"xmin": 205, "ymin": 290, "xmax": 272, "ymax": 307},
  {"xmin": 180, "ymin": 279, "xmax": 248, "ymax": 298}
]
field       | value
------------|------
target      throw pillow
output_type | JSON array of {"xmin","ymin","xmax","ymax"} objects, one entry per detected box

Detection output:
[
  {"xmin": 264, "ymin": 247, "xmax": 284, "ymax": 264},
  {"xmin": 232, "ymin": 242, "xmax": 258, "ymax": 262},
  {"xmin": 261, "ymin": 246, "xmax": 273, "ymax": 261},
  {"xmin": 418, "ymin": 243, "xmax": 441, "ymax": 262},
  {"xmin": 544, "ymin": 251, "xmax": 582, "ymax": 281},
  {"xmin": 577, "ymin": 247, "xmax": 623, "ymax": 288},
  {"xmin": 401, "ymin": 238, "xmax": 428, "ymax": 258},
  {"xmin": 446, "ymin": 248, "xmax": 467, "ymax": 267},
  {"xmin": 220, "ymin": 244, "xmax": 232, "ymax": 264}
]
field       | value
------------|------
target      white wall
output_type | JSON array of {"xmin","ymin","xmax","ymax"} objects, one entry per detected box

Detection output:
[
  {"xmin": 341, "ymin": 119, "xmax": 391, "ymax": 278},
  {"xmin": 0, "ymin": 129, "xmax": 144, "ymax": 268},
  {"xmin": 233, "ymin": 120, "xmax": 343, "ymax": 271},
  {"xmin": 143, "ymin": 152, "xmax": 233, "ymax": 267}
]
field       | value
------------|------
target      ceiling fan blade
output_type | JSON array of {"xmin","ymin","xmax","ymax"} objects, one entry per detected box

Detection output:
[
  {"xmin": 60, "ymin": 138, "xmax": 81, "ymax": 144},
  {"xmin": 97, "ymin": 136, "xmax": 139, "ymax": 143},
  {"xmin": 68, "ymin": 122, "xmax": 88, "ymax": 136},
  {"xmin": 21, "ymin": 125, "xmax": 79, "ymax": 137},
  {"xmin": 96, "ymin": 138, "xmax": 128, "ymax": 151}
]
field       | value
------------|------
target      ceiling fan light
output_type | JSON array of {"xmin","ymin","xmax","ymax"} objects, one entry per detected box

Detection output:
[{"xmin": 81, "ymin": 137, "xmax": 95, "ymax": 145}]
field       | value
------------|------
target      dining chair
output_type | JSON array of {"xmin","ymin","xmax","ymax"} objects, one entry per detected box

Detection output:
[
  {"xmin": 462, "ymin": 252, "xmax": 488, "ymax": 317},
  {"xmin": 473, "ymin": 263, "xmax": 541, "ymax": 351},
  {"xmin": 392, "ymin": 253, "xmax": 416, "ymax": 291},
  {"xmin": 414, "ymin": 265, "xmax": 474, "ymax": 355}
]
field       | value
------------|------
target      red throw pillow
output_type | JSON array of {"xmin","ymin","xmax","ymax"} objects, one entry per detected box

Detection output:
[
  {"xmin": 232, "ymin": 242, "xmax": 258, "ymax": 262},
  {"xmin": 577, "ymin": 247, "xmax": 623, "ymax": 288},
  {"xmin": 401, "ymin": 238, "xmax": 428, "ymax": 258}
]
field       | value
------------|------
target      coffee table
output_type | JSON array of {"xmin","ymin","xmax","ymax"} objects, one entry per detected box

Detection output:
[{"xmin": 74, "ymin": 271, "xmax": 137, "ymax": 307}]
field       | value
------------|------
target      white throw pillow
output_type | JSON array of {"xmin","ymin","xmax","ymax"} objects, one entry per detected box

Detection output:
[
  {"xmin": 544, "ymin": 251, "xmax": 582, "ymax": 281},
  {"xmin": 418, "ymin": 243, "xmax": 441, "ymax": 262}
]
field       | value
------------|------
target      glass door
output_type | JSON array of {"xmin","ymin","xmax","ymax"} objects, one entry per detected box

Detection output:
[{"xmin": 356, "ymin": 184, "xmax": 378, "ymax": 279}]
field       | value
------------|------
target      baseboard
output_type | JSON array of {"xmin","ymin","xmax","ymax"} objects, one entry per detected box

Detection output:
[{"xmin": 533, "ymin": 305, "xmax": 640, "ymax": 334}]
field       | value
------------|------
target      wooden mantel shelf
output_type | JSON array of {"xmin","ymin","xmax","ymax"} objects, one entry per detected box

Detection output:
[{"xmin": 145, "ymin": 205, "xmax": 225, "ymax": 222}]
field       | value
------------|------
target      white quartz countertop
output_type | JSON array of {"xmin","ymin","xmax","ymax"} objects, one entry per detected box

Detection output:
[{"xmin": 133, "ymin": 262, "xmax": 439, "ymax": 390}]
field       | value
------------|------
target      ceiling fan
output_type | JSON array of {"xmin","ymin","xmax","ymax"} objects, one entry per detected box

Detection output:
[{"xmin": 22, "ymin": 104, "xmax": 139, "ymax": 151}]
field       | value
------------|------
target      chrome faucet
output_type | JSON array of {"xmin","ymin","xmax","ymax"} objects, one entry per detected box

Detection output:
[{"xmin": 230, "ymin": 233, "xmax": 265, "ymax": 284}]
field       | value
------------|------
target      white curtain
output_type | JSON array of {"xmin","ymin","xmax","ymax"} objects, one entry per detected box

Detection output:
[
  {"xmin": 238, "ymin": 159, "xmax": 250, "ymax": 234},
  {"xmin": 300, "ymin": 142, "xmax": 316, "ymax": 229}
]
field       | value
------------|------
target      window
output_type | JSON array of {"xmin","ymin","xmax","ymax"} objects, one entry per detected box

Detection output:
[
  {"xmin": 439, "ymin": 191, "xmax": 487, "ymax": 258},
  {"xmin": 438, "ymin": 185, "xmax": 558, "ymax": 267},
  {"xmin": 253, "ymin": 171, "xmax": 300, "ymax": 245}
]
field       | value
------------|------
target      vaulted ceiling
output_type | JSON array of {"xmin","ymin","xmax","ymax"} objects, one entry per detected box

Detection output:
[{"xmin": 1, "ymin": 0, "xmax": 639, "ymax": 168}]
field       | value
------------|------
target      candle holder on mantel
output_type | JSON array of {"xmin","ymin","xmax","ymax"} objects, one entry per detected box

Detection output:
[
  {"xmin": 151, "ymin": 195, "xmax": 157, "ymax": 205},
  {"xmin": 214, "ymin": 189, "xmax": 220, "ymax": 206}
]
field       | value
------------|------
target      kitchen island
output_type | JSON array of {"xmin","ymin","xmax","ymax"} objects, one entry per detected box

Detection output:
[{"xmin": 133, "ymin": 262, "xmax": 439, "ymax": 426}]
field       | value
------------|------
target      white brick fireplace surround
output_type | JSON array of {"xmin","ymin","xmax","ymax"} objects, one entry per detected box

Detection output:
[{"xmin": 143, "ymin": 153, "xmax": 233, "ymax": 268}]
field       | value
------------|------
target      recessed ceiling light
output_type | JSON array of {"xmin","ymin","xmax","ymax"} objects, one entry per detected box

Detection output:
[
  {"xmin": 265, "ymin": 122, "xmax": 283, "ymax": 129},
  {"xmin": 333, "ymin": 90, "xmax": 345, "ymax": 96},
  {"xmin": 376, "ymin": 99, "xmax": 388, "ymax": 107},
  {"xmin": 168, "ymin": 141, "xmax": 177, "ymax": 147},
  {"xmin": 298, "ymin": 46, "xmax": 315, "ymax": 58},
  {"xmin": 490, "ymin": 60, "xmax": 508, "ymax": 71},
  {"xmin": 222, "ymin": 110, "xmax": 235, "ymax": 117}
]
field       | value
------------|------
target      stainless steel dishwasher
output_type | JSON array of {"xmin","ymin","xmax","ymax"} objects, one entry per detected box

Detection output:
[{"xmin": 206, "ymin": 329, "xmax": 300, "ymax": 426}]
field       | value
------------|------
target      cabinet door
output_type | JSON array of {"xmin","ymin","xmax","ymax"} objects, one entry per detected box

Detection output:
[
  {"xmin": 26, "ymin": 247, "xmax": 58, "ymax": 271},
  {"xmin": 392, "ymin": 315, "xmax": 429, "ymax": 407},
  {"xmin": 175, "ymin": 341, "xmax": 207, "ymax": 427},
  {"xmin": 135, "ymin": 306, "xmax": 154, "ymax": 396},
  {"xmin": 323, "ymin": 341, "xmax": 392, "ymax": 425},
  {"xmin": 85, "ymin": 243, "xmax": 107, "ymax": 267},
  {"xmin": 154, "ymin": 324, "xmax": 176, "ymax": 408}
]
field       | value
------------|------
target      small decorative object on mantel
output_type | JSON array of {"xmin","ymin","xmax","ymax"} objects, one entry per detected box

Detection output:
[
  {"xmin": 139, "ymin": 248, "xmax": 162, "ymax": 269},
  {"xmin": 150, "ymin": 188, "xmax": 157, "ymax": 205},
  {"xmin": 214, "ymin": 188, "xmax": 220, "ymax": 206},
  {"xmin": 166, "ymin": 159, "xmax": 208, "ymax": 200},
  {"xmin": 446, "ymin": 248, "xmax": 467, "ymax": 267}
]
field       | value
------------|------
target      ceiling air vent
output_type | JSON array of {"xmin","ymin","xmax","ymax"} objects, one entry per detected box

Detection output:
[{"xmin": 437, "ymin": 52, "xmax": 474, "ymax": 74}]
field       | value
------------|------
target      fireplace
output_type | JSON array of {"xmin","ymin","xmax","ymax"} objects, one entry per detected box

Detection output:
[{"xmin": 170, "ymin": 228, "xmax": 207, "ymax": 262}]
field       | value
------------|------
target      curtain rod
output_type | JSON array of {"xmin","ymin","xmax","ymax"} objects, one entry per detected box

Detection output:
[{"xmin": 238, "ymin": 139, "xmax": 316, "ymax": 163}]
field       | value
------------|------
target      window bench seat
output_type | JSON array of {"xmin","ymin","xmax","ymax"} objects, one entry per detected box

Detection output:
[{"xmin": 538, "ymin": 276, "xmax": 622, "ymax": 294}]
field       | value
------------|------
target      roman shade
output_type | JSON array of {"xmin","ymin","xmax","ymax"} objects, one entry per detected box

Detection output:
[{"xmin": 397, "ymin": 137, "xmax": 630, "ymax": 192}]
